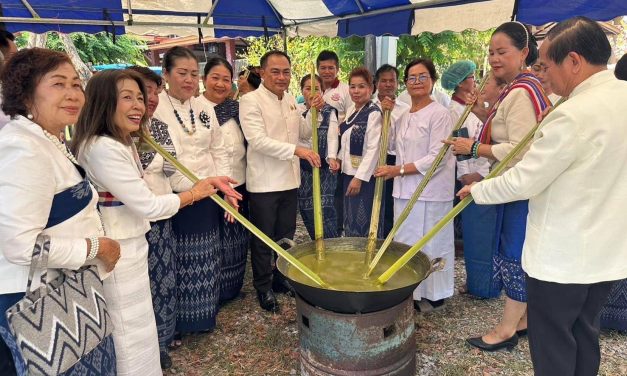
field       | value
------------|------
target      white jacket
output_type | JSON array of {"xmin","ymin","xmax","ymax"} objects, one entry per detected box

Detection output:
[
  {"xmin": 0, "ymin": 117, "xmax": 103, "ymax": 293},
  {"xmin": 240, "ymin": 84, "xmax": 311, "ymax": 193},
  {"xmin": 472, "ymin": 70, "xmax": 627, "ymax": 284},
  {"xmin": 79, "ymin": 136, "xmax": 180, "ymax": 240}
]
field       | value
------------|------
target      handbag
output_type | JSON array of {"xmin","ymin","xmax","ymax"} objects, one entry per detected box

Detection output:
[{"xmin": 4, "ymin": 235, "xmax": 114, "ymax": 375}]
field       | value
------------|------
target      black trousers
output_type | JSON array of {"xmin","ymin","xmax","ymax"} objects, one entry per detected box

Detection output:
[
  {"xmin": 248, "ymin": 189, "xmax": 297, "ymax": 292},
  {"xmin": 526, "ymin": 276, "xmax": 616, "ymax": 376}
]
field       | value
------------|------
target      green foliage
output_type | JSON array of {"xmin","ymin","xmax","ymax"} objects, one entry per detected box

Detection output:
[
  {"xmin": 397, "ymin": 29, "xmax": 493, "ymax": 83},
  {"xmin": 16, "ymin": 32, "xmax": 148, "ymax": 65},
  {"xmin": 239, "ymin": 29, "xmax": 492, "ymax": 95},
  {"xmin": 240, "ymin": 35, "xmax": 364, "ymax": 94}
]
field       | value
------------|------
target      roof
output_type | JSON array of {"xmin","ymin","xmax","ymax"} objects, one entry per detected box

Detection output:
[{"xmin": 0, "ymin": 0, "xmax": 625, "ymax": 37}]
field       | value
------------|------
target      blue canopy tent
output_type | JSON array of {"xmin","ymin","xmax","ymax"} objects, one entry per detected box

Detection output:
[{"xmin": 0, "ymin": 1, "xmax": 625, "ymax": 38}]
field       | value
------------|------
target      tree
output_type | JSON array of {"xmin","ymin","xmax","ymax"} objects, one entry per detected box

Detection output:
[
  {"xmin": 397, "ymin": 29, "xmax": 493, "ymax": 80},
  {"xmin": 16, "ymin": 32, "xmax": 148, "ymax": 66}
]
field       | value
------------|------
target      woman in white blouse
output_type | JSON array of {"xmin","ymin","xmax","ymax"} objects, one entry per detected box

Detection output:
[
  {"xmin": 198, "ymin": 57, "xmax": 249, "ymax": 303},
  {"xmin": 152, "ymin": 47, "xmax": 232, "ymax": 335},
  {"xmin": 0, "ymin": 49, "xmax": 121, "ymax": 375},
  {"xmin": 71, "ymin": 69, "xmax": 238, "ymax": 375},
  {"xmin": 333, "ymin": 67, "xmax": 382, "ymax": 237},
  {"xmin": 375, "ymin": 58, "xmax": 456, "ymax": 311},
  {"xmin": 445, "ymin": 22, "xmax": 550, "ymax": 352}
]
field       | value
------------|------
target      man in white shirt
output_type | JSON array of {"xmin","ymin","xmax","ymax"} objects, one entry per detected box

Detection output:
[
  {"xmin": 317, "ymin": 50, "xmax": 352, "ymax": 235},
  {"xmin": 372, "ymin": 64, "xmax": 409, "ymax": 237},
  {"xmin": 0, "ymin": 30, "xmax": 17, "ymax": 130},
  {"xmin": 458, "ymin": 17, "xmax": 627, "ymax": 376},
  {"xmin": 240, "ymin": 50, "xmax": 321, "ymax": 312}
]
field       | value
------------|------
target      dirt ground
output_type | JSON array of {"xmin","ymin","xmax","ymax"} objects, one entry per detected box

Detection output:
[{"xmin": 168, "ymin": 219, "xmax": 627, "ymax": 376}]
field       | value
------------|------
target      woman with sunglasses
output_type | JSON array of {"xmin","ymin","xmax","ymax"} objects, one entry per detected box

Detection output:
[{"xmin": 375, "ymin": 58, "xmax": 455, "ymax": 312}]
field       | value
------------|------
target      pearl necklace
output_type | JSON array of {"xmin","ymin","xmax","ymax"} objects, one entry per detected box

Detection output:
[
  {"xmin": 345, "ymin": 103, "xmax": 367, "ymax": 125},
  {"xmin": 166, "ymin": 93, "xmax": 196, "ymax": 134},
  {"xmin": 42, "ymin": 129, "xmax": 79, "ymax": 165}
]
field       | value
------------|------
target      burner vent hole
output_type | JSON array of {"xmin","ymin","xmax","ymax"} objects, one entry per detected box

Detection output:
[
  {"xmin": 302, "ymin": 315, "xmax": 310, "ymax": 328},
  {"xmin": 383, "ymin": 324, "xmax": 395, "ymax": 338}
]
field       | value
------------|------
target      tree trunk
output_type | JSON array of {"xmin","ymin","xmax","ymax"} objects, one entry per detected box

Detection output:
[
  {"xmin": 27, "ymin": 32, "xmax": 48, "ymax": 48},
  {"xmin": 364, "ymin": 35, "xmax": 377, "ymax": 75},
  {"xmin": 59, "ymin": 33, "xmax": 93, "ymax": 86}
]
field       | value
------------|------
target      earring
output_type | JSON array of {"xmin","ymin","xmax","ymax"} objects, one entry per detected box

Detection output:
[{"xmin": 27, "ymin": 113, "xmax": 34, "ymax": 120}]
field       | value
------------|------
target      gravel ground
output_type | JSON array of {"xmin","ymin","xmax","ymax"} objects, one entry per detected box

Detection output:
[{"xmin": 168, "ymin": 217, "xmax": 627, "ymax": 375}]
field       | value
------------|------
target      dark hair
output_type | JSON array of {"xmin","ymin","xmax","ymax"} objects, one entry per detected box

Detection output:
[
  {"xmin": 316, "ymin": 50, "xmax": 339, "ymax": 68},
  {"xmin": 260, "ymin": 50, "xmax": 291, "ymax": 68},
  {"xmin": 374, "ymin": 64, "xmax": 399, "ymax": 85},
  {"xmin": 203, "ymin": 55, "xmax": 233, "ymax": 78},
  {"xmin": 348, "ymin": 66, "xmax": 373, "ymax": 87},
  {"xmin": 300, "ymin": 74, "xmax": 323, "ymax": 91},
  {"xmin": 0, "ymin": 48, "xmax": 74, "ymax": 118},
  {"xmin": 493, "ymin": 21, "xmax": 538, "ymax": 66},
  {"xmin": 162, "ymin": 46, "xmax": 198, "ymax": 73},
  {"xmin": 0, "ymin": 30, "xmax": 15, "ymax": 50},
  {"xmin": 239, "ymin": 66, "xmax": 261, "ymax": 89},
  {"xmin": 404, "ymin": 58, "xmax": 438, "ymax": 82},
  {"xmin": 71, "ymin": 70, "xmax": 148, "ymax": 156},
  {"xmin": 616, "ymin": 53, "xmax": 627, "ymax": 81},
  {"xmin": 127, "ymin": 65, "xmax": 162, "ymax": 87},
  {"xmin": 545, "ymin": 16, "xmax": 611, "ymax": 66}
]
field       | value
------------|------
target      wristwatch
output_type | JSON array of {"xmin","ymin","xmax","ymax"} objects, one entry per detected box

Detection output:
[{"xmin": 399, "ymin": 164, "xmax": 405, "ymax": 177}]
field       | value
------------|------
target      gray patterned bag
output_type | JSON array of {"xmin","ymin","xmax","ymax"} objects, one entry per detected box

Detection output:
[{"xmin": 4, "ymin": 235, "xmax": 114, "ymax": 375}]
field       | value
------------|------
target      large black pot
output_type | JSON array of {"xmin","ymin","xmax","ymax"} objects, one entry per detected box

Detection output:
[{"xmin": 276, "ymin": 237, "xmax": 443, "ymax": 314}]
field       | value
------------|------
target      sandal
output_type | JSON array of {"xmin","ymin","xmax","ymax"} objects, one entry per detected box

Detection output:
[{"xmin": 168, "ymin": 333, "xmax": 183, "ymax": 350}]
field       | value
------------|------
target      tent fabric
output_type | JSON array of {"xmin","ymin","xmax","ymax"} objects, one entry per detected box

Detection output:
[{"xmin": 0, "ymin": 0, "xmax": 626, "ymax": 37}]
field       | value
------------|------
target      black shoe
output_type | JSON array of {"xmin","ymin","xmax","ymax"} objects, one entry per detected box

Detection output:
[
  {"xmin": 257, "ymin": 289, "xmax": 280, "ymax": 313},
  {"xmin": 466, "ymin": 334, "xmax": 519, "ymax": 352},
  {"xmin": 413, "ymin": 298, "xmax": 446, "ymax": 312},
  {"xmin": 160, "ymin": 352, "xmax": 172, "ymax": 369},
  {"xmin": 516, "ymin": 328, "xmax": 528, "ymax": 337},
  {"xmin": 272, "ymin": 276, "xmax": 296, "ymax": 297}
]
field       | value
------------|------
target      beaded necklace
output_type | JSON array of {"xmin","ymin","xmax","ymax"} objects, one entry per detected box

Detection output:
[
  {"xmin": 166, "ymin": 92, "xmax": 196, "ymax": 134},
  {"xmin": 42, "ymin": 128, "xmax": 79, "ymax": 165}
]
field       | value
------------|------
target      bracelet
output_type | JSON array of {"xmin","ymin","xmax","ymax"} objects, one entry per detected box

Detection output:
[
  {"xmin": 471, "ymin": 142, "xmax": 481, "ymax": 159},
  {"xmin": 399, "ymin": 164, "xmax": 405, "ymax": 177},
  {"xmin": 189, "ymin": 189, "xmax": 196, "ymax": 205},
  {"xmin": 87, "ymin": 236, "xmax": 99, "ymax": 261}
]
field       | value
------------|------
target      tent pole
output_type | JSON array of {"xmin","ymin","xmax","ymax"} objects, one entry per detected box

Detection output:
[{"xmin": 282, "ymin": 28, "xmax": 288, "ymax": 52}]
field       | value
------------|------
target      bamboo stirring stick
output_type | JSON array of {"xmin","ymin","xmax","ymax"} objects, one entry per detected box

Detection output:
[
  {"xmin": 365, "ymin": 109, "xmax": 392, "ymax": 265},
  {"xmin": 139, "ymin": 132, "xmax": 330, "ymax": 289},
  {"xmin": 376, "ymin": 97, "xmax": 566, "ymax": 284},
  {"xmin": 366, "ymin": 74, "xmax": 490, "ymax": 277},
  {"xmin": 309, "ymin": 64, "xmax": 325, "ymax": 260}
]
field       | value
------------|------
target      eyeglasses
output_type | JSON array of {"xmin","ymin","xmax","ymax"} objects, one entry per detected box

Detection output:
[
  {"xmin": 406, "ymin": 74, "xmax": 430, "ymax": 84},
  {"xmin": 531, "ymin": 64, "xmax": 547, "ymax": 74}
]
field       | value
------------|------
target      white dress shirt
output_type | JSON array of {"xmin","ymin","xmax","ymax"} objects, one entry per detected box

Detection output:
[
  {"xmin": 240, "ymin": 84, "xmax": 311, "ymax": 193},
  {"xmin": 471, "ymin": 70, "xmax": 627, "ymax": 284},
  {"xmin": 398, "ymin": 87, "xmax": 451, "ymax": 109},
  {"xmin": 489, "ymin": 88, "xmax": 537, "ymax": 170},
  {"xmin": 323, "ymin": 80, "xmax": 353, "ymax": 123},
  {"xmin": 197, "ymin": 96, "xmax": 247, "ymax": 188},
  {"xmin": 79, "ymin": 136, "xmax": 180, "ymax": 240},
  {"xmin": 338, "ymin": 103, "xmax": 382, "ymax": 182},
  {"xmin": 153, "ymin": 92, "xmax": 230, "ymax": 192},
  {"xmin": 448, "ymin": 100, "xmax": 490, "ymax": 179},
  {"xmin": 0, "ymin": 117, "xmax": 104, "ymax": 294},
  {"xmin": 372, "ymin": 96, "xmax": 410, "ymax": 156},
  {"xmin": 390, "ymin": 102, "xmax": 455, "ymax": 201}
]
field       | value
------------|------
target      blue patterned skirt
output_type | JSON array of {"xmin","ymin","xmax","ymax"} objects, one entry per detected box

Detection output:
[
  {"xmin": 600, "ymin": 279, "xmax": 627, "ymax": 332},
  {"xmin": 492, "ymin": 201, "xmax": 529, "ymax": 302},
  {"xmin": 218, "ymin": 184, "xmax": 249, "ymax": 303},
  {"xmin": 342, "ymin": 173, "xmax": 383, "ymax": 238},
  {"xmin": 0, "ymin": 292, "xmax": 117, "ymax": 376},
  {"xmin": 461, "ymin": 202, "xmax": 500, "ymax": 299},
  {"xmin": 298, "ymin": 160, "xmax": 339, "ymax": 240},
  {"xmin": 172, "ymin": 197, "xmax": 222, "ymax": 333},
  {"xmin": 146, "ymin": 218, "xmax": 177, "ymax": 354}
]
